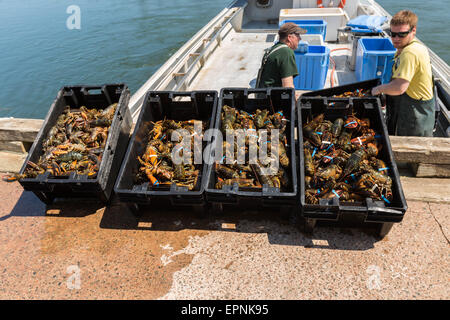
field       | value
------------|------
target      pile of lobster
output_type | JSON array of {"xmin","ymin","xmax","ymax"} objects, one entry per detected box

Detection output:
[
  {"xmin": 135, "ymin": 119, "xmax": 206, "ymax": 191},
  {"xmin": 13, "ymin": 103, "xmax": 117, "ymax": 181},
  {"xmin": 303, "ymin": 112, "xmax": 393, "ymax": 205},
  {"xmin": 214, "ymin": 105, "xmax": 291, "ymax": 190},
  {"xmin": 332, "ymin": 88, "xmax": 371, "ymax": 98}
]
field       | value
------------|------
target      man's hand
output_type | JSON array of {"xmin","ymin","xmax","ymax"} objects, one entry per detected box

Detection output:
[{"xmin": 371, "ymin": 85, "xmax": 382, "ymax": 96}]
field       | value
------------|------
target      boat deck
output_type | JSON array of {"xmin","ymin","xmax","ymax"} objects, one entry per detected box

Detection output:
[
  {"xmin": 188, "ymin": 31, "xmax": 269, "ymax": 91},
  {"xmin": 187, "ymin": 28, "xmax": 355, "ymax": 93}
]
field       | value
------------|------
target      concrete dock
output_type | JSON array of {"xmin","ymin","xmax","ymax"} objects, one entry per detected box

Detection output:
[{"xmin": 0, "ymin": 179, "xmax": 448, "ymax": 300}]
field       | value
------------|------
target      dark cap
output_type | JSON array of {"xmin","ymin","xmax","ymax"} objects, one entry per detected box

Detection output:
[{"xmin": 278, "ymin": 22, "xmax": 307, "ymax": 38}]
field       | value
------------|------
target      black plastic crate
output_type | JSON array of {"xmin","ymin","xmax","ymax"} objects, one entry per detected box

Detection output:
[
  {"xmin": 204, "ymin": 88, "xmax": 298, "ymax": 215},
  {"xmin": 298, "ymin": 96, "xmax": 407, "ymax": 237},
  {"xmin": 114, "ymin": 91, "xmax": 218, "ymax": 215},
  {"xmin": 301, "ymin": 78, "xmax": 381, "ymax": 97},
  {"xmin": 18, "ymin": 84, "xmax": 132, "ymax": 204}
]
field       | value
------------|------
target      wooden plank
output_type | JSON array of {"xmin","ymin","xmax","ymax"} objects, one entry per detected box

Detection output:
[
  {"xmin": 411, "ymin": 163, "xmax": 450, "ymax": 178},
  {"xmin": 0, "ymin": 118, "xmax": 43, "ymax": 142},
  {"xmin": 389, "ymin": 136, "xmax": 450, "ymax": 164},
  {"xmin": 0, "ymin": 151, "xmax": 27, "ymax": 173},
  {"xmin": 400, "ymin": 176, "xmax": 450, "ymax": 204},
  {"xmin": 0, "ymin": 141, "xmax": 26, "ymax": 153}
]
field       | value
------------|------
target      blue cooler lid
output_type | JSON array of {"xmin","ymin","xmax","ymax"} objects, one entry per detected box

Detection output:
[{"xmin": 347, "ymin": 15, "xmax": 387, "ymax": 33}]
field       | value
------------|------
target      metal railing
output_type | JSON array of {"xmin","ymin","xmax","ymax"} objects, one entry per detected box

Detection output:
[
  {"xmin": 366, "ymin": 0, "xmax": 450, "ymax": 93},
  {"xmin": 128, "ymin": 6, "xmax": 243, "ymax": 122}
]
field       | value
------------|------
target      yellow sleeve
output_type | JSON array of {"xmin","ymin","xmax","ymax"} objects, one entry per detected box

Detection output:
[{"xmin": 392, "ymin": 51, "xmax": 417, "ymax": 82}]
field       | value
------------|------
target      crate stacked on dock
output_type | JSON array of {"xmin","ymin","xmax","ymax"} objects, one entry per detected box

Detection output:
[
  {"xmin": 297, "ymin": 94, "xmax": 407, "ymax": 237},
  {"xmin": 114, "ymin": 91, "xmax": 218, "ymax": 215},
  {"xmin": 204, "ymin": 88, "xmax": 298, "ymax": 215},
  {"xmin": 18, "ymin": 84, "xmax": 132, "ymax": 204}
]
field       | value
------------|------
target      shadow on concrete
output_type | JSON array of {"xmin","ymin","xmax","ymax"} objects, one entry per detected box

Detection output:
[
  {"xmin": 99, "ymin": 198, "xmax": 379, "ymax": 251},
  {"xmin": 0, "ymin": 190, "xmax": 46, "ymax": 221},
  {"xmin": 0, "ymin": 189, "xmax": 104, "ymax": 221},
  {"xmin": 99, "ymin": 198, "xmax": 213, "ymax": 231}
]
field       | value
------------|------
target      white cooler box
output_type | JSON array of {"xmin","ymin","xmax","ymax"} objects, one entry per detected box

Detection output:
[
  {"xmin": 274, "ymin": 33, "xmax": 324, "ymax": 46},
  {"xmin": 279, "ymin": 8, "xmax": 349, "ymax": 42}
]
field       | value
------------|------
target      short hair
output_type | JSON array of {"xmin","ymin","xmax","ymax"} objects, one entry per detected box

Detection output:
[{"xmin": 390, "ymin": 10, "xmax": 418, "ymax": 28}]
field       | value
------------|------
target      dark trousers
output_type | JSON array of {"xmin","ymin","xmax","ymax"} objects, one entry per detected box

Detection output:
[{"xmin": 385, "ymin": 93, "xmax": 435, "ymax": 137}]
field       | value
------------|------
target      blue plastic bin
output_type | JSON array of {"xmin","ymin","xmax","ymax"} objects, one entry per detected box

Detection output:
[
  {"xmin": 294, "ymin": 45, "xmax": 330, "ymax": 90},
  {"xmin": 355, "ymin": 38, "xmax": 396, "ymax": 84},
  {"xmin": 279, "ymin": 20, "xmax": 327, "ymax": 41}
]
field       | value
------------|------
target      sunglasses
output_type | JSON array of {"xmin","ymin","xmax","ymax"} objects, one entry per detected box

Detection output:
[
  {"xmin": 291, "ymin": 32, "xmax": 301, "ymax": 38},
  {"xmin": 388, "ymin": 27, "xmax": 413, "ymax": 38}
]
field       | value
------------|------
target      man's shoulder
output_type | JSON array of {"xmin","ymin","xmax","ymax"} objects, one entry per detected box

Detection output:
[
  {"xmin": 402, "ymin": 40, "xmax": 428, "ymax": 57},
  {"xmin": 270, "ymin": 44, "xmax": 294, "ymax": 57}
]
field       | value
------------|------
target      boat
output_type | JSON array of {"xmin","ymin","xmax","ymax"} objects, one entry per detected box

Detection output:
[
  {"xmin": 0, "ymin": 0, "xmax": 449, "ymax": 230},
  {"xmin": 1, "ymin": 0, "xmax": 448, "ymax": 157},
  {"xmin": 126, "ymin": 0, "xmax": 450, "ymax": 138}
]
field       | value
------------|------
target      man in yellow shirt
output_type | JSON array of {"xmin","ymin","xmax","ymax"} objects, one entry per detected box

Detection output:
[{"xmin": 371, "ymin": 10, "xmax": 435, "ymax": 136}]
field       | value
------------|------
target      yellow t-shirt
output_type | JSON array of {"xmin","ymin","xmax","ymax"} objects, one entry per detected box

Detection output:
[{"xmin": 391, "ymin": 39, "xmax": 434, "ymax": 101}]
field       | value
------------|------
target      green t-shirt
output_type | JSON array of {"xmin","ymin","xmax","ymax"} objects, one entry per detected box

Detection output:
[{"xmin": 258, "ymin": 42, "xmax": 299, "ymax": 88}]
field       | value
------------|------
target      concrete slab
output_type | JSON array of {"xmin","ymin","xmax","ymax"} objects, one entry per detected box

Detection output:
[{"xmin": 0, "ymin": 180, "xmax": 448, "ymax": 300}]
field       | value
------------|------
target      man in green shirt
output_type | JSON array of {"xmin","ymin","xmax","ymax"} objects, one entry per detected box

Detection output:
[{"xmin": 257, "ymin": 22, "xmax": 306, "ymax": 98}]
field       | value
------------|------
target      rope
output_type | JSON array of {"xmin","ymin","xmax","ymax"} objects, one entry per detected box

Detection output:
[{"xmin": 329, "ymin": 48, "xmax": 352, "ymax": 87}]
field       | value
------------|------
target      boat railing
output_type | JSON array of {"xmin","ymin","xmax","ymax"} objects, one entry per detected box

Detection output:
[
  {"xmin": 362, "ymin": 0, "xmax": 450, "ymax": 93},
  {"xmin": 127, "ymin": 0, "xmax": 450, "ymax": 124},
  {"xmin": 128, "ymin": 5, "xmax": 244, "ymax": 121}
]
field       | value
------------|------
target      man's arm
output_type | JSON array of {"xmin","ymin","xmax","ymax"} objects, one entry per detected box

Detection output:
[
  {"xmin": 281, "ymin": 76, "xmax": 301, "ymax": 100},
  {"xmin": 281, "ymin": 76, "xmax": 294, "ymax": 88},
  {"xmin": 371, "ymin": 78, "xmax": 410, "ymax": 96}
]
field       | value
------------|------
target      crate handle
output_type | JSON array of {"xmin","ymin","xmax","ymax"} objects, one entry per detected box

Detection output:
[
  {"xmin": 366, "ymin": 198, "xmax": 403, "ymax": 215},
  {"xmin": 367, "ymin": 206, "xmax": 403, "ymax": 215},
  {"xmin": 83, "ymin": 87, "xmax": 103, "ymax": 95},
  {"xmin": 169, "ymin": 92, "xmax": 193, "ymax": 101},
  {"xmin": 244, "ymin": 88, "xmax": 268, "ymax": 95},
  {"xmin": 117, "ymin": 111, "xmax": 123, "ymax": 122},
  {"xmin": 247, "ymin": 93, "xmax": 260, "ymax": 100}
]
